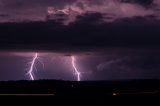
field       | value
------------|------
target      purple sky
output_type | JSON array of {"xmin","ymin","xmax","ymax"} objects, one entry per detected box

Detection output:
[
  {"xmin": 0, "ymin": 0, "xmax": 160, "ymax": 81},
  {"xmin": 0, "ymin": 49, "xmax": 159, "ymax": 81},
  {"xmin": 0, "ymin": 0, "xmax": 159, "ymax": 24}
]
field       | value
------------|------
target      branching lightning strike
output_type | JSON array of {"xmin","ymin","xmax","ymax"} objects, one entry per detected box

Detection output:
[
  {"xmin": 71, "ymin": 56, "xmax": 81, "ymax": 81},
  {"xmin": 26, "ymin": 54, "xmax": 81, "ymax": 81},
  {"xmin": 27, "ymin": 53, "xmax": 38, "ymax": 80}
]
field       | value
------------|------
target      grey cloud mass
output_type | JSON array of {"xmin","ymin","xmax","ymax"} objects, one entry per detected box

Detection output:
[{"xmin": 0, "ymin": 0, "xmax": 159, "ymax": 24}]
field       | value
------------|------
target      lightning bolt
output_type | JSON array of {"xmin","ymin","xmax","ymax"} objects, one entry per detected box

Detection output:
[
  {"xmin": 27, "ymin": 53, "xmax": 38, "ymax": 80},
  {"xmin": 71, "ymin": 56, "xmax": 81, "ymax": 81},
  {"xmin": 26, "ymin": 54, "xmax": 81, "ymax": 81}
]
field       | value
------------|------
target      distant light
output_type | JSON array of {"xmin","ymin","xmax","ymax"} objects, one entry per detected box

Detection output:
[
  {"xmin": 0, "ymin": 94, "xmax": 54, "ymax": 96},
  {"xmin": 71, "ymin": 84, "xmax": 74, "ymax": 87},
  {"xmin": 112, "ymin": 92, "xmax": 118, "ymax": 96}
]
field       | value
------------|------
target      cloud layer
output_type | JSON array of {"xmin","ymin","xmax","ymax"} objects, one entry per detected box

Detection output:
[
  {"xmin": 48, "ymin": 0, "xmax": 154, "ymax": 24},
  {"xmin": 0, "ymin": 0, "xmax": 159, "ymax": 24}
]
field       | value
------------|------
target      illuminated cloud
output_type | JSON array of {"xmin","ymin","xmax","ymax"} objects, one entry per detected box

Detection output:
[
  {"xmin": 47, "ymin": 0, "xmax": 154, "ymax": 24},
  {"xmin": 0, "ymin": 0, "xmax": 159, "ymax": 24}
]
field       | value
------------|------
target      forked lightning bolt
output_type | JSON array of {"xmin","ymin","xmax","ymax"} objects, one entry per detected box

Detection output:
[
  {"xmin": 71, "ymin": 56, "xmax": 81, "ymax": 81},
  {"xmin": 27, "ymin": 53, "xmax": 38, "ymax": 80},
  {"xmin": 26, "ymin": 54, "xmax": 81, "ymax": 81}
]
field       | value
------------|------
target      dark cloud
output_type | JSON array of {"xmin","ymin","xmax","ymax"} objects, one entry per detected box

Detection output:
[
  {"xmin": 0, "ymin": 14, "xmax": 8, "ymax": 17},
  {"xmin": 0, "ymin": 15, "xmax": 160, "ymax": 51},
  {"xmin": 120, "ymin": 0, "xmax": 153, "ymax": 6}
]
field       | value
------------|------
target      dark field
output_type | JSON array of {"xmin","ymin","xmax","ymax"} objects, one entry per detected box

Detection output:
[{"xmin": 0, "ymin": 80, "xmax": 160, "ymax": 105}]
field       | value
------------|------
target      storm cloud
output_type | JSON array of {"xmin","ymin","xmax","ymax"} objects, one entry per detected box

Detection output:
[
  {"xmin": 0, "ymin": 0, "xmax": 160, "ymax": 81},
  {"xmin": 0, "ymin": 0, "xmax": 159, "ymax": 24}
]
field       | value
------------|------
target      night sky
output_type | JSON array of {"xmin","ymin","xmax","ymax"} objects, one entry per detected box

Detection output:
[{"xmin": 0, "ymin": 0, "xmax": 160, "ymax": 81}]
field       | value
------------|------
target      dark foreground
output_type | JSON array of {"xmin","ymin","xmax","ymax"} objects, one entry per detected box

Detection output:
[{"xmin": 0, "ymin": 80, "xmax": 160, "ymax": 105}]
